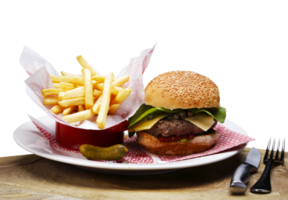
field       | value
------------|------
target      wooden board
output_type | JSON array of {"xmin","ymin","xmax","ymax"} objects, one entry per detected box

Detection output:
[{"xmin": 0, "ymin": 148, "xmax": 287, "ymax": 200}]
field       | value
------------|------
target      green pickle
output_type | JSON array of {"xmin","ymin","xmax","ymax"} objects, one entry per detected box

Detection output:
[{"xmin": 79, "ymin": 144, "xmax": 128, "ymax": 161}]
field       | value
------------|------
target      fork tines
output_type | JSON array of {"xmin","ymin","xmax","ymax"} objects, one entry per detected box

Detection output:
[
  {"xmin": 250, "ymin": 138, "xmax": 285, "ymax": 194},
  {"xmin": 264, "ymin": 138, "xmax": 285, "ymax": 163}
]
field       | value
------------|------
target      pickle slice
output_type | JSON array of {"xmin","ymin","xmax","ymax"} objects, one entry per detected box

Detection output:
[{"xmin": 79, "ymin": 144, "xmax": 128, "ymax": 161}]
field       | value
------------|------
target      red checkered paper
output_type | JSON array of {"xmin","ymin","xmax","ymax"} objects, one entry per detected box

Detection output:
[{"xmin": 28, "ymin": 116, "xmax": 254, "ymax": 164}]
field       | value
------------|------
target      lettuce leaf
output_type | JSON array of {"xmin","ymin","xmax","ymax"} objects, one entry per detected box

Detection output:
[
  {"xmin": 128, "ymin": 104, "xmax": 226, "ymax": 128},
  {"xmin": 191, "ymin": 107, "xmax": 226, "ymax": 123},
  {"xmin": 128, "ymin": 104, "xmax": 181, "ymax": 128},
  {"xmin": 128, "ymin": 104, "xmax": 156, "ymax": 128}
]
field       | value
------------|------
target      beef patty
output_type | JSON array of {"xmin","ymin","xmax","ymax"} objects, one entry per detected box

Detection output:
[{"xmin": 146, "ymin": 118, "xmax": 217, "ymax": 137}]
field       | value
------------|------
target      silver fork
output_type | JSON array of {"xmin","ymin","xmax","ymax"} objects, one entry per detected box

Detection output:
[{"xmin": 250, "ymin": 138, "xmax": 285, "ymax": 194}]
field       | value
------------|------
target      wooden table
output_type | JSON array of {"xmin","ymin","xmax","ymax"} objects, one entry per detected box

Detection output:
[{"xmin": 0, "ymin": 148, "xmax": 287, "ymax": 200}]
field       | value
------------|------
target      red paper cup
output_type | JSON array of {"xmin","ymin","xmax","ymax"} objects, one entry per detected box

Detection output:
[{"xmin": 55, "ymin": 120, "xmax": 129, "ymax": 150}]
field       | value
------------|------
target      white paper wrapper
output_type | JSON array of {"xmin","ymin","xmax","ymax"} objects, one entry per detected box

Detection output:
[{"xmin": 21, "ymin": 45, "xmax": 156, "ymax": 129}]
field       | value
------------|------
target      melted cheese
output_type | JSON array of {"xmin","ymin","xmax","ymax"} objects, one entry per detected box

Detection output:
[
  {"xmin": 128, "ymin": 114, "xmax": 168, "ymax": 132},
  {"xmin": 129, "ymin": 112, "xmax": 215, "ymax": 132},
  {"xmin": 184, "ymin": 113, "xmax": 215, "ymax": 131}
]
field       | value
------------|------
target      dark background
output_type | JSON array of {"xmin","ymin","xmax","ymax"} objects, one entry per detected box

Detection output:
[{"xmin": 7, "ymin": 38, "xmax": 268, "ymax": 156}]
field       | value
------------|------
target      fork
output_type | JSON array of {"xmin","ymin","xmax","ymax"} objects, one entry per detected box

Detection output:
[{"xmin": 250, "ymin": 138, "xmax": 285, "ymax": 194}]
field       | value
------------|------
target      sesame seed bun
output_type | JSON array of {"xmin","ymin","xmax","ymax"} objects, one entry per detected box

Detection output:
[{"xmin": 145, "ymin": 71, "xmax": 220, "ymax": 109}]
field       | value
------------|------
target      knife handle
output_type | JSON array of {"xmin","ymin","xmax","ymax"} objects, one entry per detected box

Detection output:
[{"xmin": 230, "ymin": 163, "xmax": 257, "ymax": 194}]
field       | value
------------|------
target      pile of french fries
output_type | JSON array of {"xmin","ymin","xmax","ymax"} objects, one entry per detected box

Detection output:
[{"xmin": 42, "ymin": 56, "xmax": 132, "ymax": 129}]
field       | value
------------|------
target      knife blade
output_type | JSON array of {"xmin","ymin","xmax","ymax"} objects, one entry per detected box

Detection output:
[{"xmin": 230, "ymin": 147, "xmax": 261, "ymax": 194}]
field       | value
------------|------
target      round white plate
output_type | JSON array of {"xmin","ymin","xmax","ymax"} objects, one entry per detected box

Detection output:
[{"xmin": 14, "ymin": 116, "xmax": 248, "ymax": 175}]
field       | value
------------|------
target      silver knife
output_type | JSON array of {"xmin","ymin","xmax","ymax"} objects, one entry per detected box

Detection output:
[{"xmin": 230, "ymin": 147, "xmax": 261, "ymax": 194}]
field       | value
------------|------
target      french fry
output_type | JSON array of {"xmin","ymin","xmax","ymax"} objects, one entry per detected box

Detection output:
[
  {"xmin": 58, "ymin": 98, "xmax": 85, "ymax": 107},
  {"xmin": 43, "ymin": 97, "xmax": 58, "ymax": 105},
  {"xmin": 62, "ymin": 87, "xmax": 84, "ymax": 100},
  {"xmin": 93, "ymin": 89, "xmax": 102, "ymax": 98},
  {"xmin": 94, "ymin": 83, "xmax": 104, "ymax": 91},
  {"xmin": 73, "ymin": 75, "xmax": 84, "ymax": 78},
  {"xmin": 92, "ymin": 95, "xmax": 102, "ymax": 114},
  {"xmin": 50, "ymin": 105, "xmax": 64, "ymax": 114},
  {"xmin": 61, "ymin": 71, "xmax": 83, "ymax": 77},
  {"xmin": 97, "ymin": 73, "xmax": 114, "ymax": 129},
  {"xmin": 53, "ymin": 83, "xmax": 60, "ymax": 88},
  {"xmin": 60, "ymin": 82, "xmax": 75, "ymax": 90},
  {"xmin": 58, "ymin": 92, "xmax": 65, "ymax": 101},
  {"xmin": 91, "ymin": 75, "xmax": 105, "ymax": 83},
  {"xmin": 63, "ymin": 106, "xmax": 76, "ymax": 116},
  {"xmin": 76, "ymin": 55, "xmax": 100, "ymax": 76},
  {"xmin": 112, "ymin": 75, "xmax": 129, "ymax": 87},
  {"xmin": 79, "ymin": 66, "xmax": 83, "ymax": 75},
  {"xmin": 82, "ymin": 68, "xmax": 94, "ymax": 109},
  {"xmin": 111, "ymin": 88, "xmax": 132, "ymax": 104},
  {"xmin": 63, "ymin": 106, "xmax": 78, "ymax": 116},
  {"xmin": 91, "ymin": 74, "xmax": 117, "ymax": 83},
  {"xmin": 61, "ymin": 71, "xmax": 74, "ymax": 76},
  {"xmin": 50, "ymin": 75, "xmax": 84, "ymax": 85},
  {"xmin": 42, "ymin": 88, "xmax": 64, "ymax": 96},
  {"xmin": 62, "ymin": 109, "xmax": 95, "ymax": 123},
  {"xmin": 111, "ymin": 86, "xmax": 124, "ymax": 95},
  {"xmin": 108, "ymin": 104, "xmax": 120, "ymax": 115},
  {"xmin": 78, "ymin": 105, "xmax": 85, "ymax": 112}
]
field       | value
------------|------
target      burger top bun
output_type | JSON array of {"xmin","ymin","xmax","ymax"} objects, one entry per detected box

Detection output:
[{"xmin": 145, "ymin": 71, "xmax": 220, "ymax": 109}]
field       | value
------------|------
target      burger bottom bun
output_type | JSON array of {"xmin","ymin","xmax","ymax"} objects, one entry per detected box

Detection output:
[{"xmin": 136, "ymin": 131, "xmax": 218, "ymax": 155}]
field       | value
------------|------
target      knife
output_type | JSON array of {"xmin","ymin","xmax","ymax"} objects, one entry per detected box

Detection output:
[{"xmin": 230, "ymin": 147, "xmax": 261, "ymax": 194}]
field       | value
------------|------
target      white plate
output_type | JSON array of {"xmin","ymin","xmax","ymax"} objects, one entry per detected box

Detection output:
[{"xmin": 14, "ymin": 116, "xmax": 248, "ymax": 175}]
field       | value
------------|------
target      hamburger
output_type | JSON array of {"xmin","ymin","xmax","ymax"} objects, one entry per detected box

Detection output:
[{"xmin": 128, "ymin": 71, "xmax": 226, "ymax": 155}]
